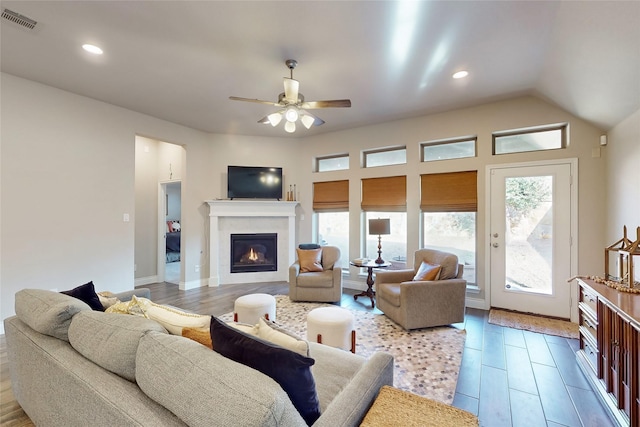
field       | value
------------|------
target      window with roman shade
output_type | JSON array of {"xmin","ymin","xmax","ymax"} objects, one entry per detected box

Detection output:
[
  {"xmin": 420, "ymin": 171, "xmax": 477, "ymax": 212},
  {"xmin": 313, "ymin": 180, "xmax": 349, "ymax": 211},
  {"xmin": 421, "ymin": 170, "xmax": 478, "ymax": 285},
  {"xmin": 361, "ymin": 176, "xmax": 407, "ymax": 212}
]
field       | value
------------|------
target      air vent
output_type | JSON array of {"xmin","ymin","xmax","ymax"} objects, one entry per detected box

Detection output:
[{"xmin": 2, "ymin": 8, "xmax": 37, "ymax": 29}]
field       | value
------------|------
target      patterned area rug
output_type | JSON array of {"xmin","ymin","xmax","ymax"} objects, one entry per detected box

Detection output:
[
  {"xmin": 488, "ymin": 308, "xmax": 579, "ymax": 339},
  {"xmin": 221, "ymin": 296, "xmax": 466, "ymax": 404}
]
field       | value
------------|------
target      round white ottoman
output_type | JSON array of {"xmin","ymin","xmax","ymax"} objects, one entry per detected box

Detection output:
[
  {"xmin": 307, "ymin": 307, "xmax": 356, "ymax": 353},
  {"xmin": 233, "ymin": 293, "xmax": 276, "ymax": 325}
]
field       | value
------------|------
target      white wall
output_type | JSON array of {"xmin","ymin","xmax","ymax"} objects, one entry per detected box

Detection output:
[
  {"xmin": 605, "ymin": 108, "xmax": 640, "ymax": 262},
  {"xmin": 166, "ymin": 183, "xmax": 181, "ymax": 221},
  {"xmin": 134, "ymin": 136, "xmax": 160, "ymax": 279},
  {"xmin": 0, "ymin": 73, "xmax": 213, "ymax": 332}
]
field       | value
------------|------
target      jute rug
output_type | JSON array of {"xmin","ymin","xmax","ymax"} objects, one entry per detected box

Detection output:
[
  {"xmin": 360, "ymin": 386, "xmax": 479, "ymax": 427},
  {"xmin": 221, "ymin": 296, "xmax": 466, "ymax": 404},
  {"xmin": 488, "ymin": 308, "xmax": 579, "ymax": 339}
]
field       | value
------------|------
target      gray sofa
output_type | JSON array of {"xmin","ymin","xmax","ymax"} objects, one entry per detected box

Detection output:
[{"xmin": 5, "ymin": 288, "xmax": 393, "ymax": 427}]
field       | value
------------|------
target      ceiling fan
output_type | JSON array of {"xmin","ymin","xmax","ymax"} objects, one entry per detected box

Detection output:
[{"xmin": 229, "ymin": 59, "xmax": 351, "ymax": 133}]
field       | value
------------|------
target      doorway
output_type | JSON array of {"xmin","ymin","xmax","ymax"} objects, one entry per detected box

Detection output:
[
  {"xmin": 161, "ymin": 181, "xmax": 182, "ymax": 285},
  {"xmin": 488, "ymin": 159, "xmax": 577, "ymax": 319}
]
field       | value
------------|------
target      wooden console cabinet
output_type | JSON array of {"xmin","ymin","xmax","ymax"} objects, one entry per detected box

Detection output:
[{"xmin": 577, "ymin": 278, "xmax": 640, "ymax": 427}]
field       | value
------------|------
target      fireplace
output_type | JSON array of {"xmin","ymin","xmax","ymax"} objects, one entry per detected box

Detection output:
[
  {"xmin": 207, "ymin": 200, "xmax": 297, "ymax": 286},
  {"xmin": 230, "ymin": 233, "xmax": 277, "ymax": 273}
]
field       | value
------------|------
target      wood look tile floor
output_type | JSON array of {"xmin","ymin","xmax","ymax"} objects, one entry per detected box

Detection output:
[{"xmin": 1, "ymin": 282, "xmax": 614, "ymax": 427}]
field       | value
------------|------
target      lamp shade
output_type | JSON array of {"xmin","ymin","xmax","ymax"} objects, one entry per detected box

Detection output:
[
  {"xmin": 267, "ymin": 112, "xmax": 283, "ymax": 126},
  {"xmin": 369, "ymin": 218, "xmax": 390, "ymax": 235},
  {"xmin": 284, "ymin": 121, "xmax": 296, "ymax": 133}
]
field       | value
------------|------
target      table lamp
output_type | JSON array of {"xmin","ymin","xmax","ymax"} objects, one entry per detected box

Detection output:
[{"xmin": 369, "ymin": 218, "xmax": 391, "ymax": 264}]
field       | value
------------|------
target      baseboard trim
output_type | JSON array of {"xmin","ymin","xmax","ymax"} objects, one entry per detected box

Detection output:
[
  {"xmin": 135, "ymin": 275, "xmax": 159, "ymax": 287},
  {"xmin": 343, "ymin": 278, "xmax": 367, "ymax": 292},
  {"xmin": 465, "ymin": 296, "xmax": 488, "ymax": 310},
  {"xmin": 180, "ymin": 279, "xmax": 206, "ymax": 291}
]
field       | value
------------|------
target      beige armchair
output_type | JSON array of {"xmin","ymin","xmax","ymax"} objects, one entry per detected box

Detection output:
[
  {"xmin": 375, "ymin": 249, "xmax": 466, "ymax": 330},
  {"xmin": 289, "ymin": 245, "xmax": 342, "ymax": 303}
]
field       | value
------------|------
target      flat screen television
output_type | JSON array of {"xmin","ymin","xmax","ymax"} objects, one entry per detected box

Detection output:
[{"xmin": 227, "ymin": 166, "xmax": 283, "ymax": 200}]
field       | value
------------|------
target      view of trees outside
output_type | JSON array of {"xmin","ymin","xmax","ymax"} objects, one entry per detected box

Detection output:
[
  {"xmin": 317, "ymin": 212, "xmax": 349, "ymax": 263},
  {"xmin": 423, "ymin": 212, "xmax": 476, "ymax": 284},
  {"xmin": 365, "ymin": 212, "xmax": 407, "ymax": 265},
  {"xmin": 504, "ymin": 176, "xmax": 553, "ymax": 294}
]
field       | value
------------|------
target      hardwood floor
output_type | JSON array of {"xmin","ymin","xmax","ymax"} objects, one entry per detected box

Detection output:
[{"xmin": 1, "ymin": 282, "xmax": 614, "ymax": 427}]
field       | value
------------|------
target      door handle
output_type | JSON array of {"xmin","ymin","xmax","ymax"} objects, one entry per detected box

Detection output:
[
  {"xmin": 492, "ymin": 243, "xmax": 499, "ymax": 248},
  {"xmin": 493, "ymin": 233, "xmax": 499, "ymax": 238}
]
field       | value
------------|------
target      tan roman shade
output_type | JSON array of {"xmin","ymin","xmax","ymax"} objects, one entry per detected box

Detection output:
[
  {"xmin": 421, "ymin": 171, "xmax": 477, "ymax": 212},
  {"xmin": 361, "ymin": 176, "xmax": 407, "ymax": 212},
  {"xmin": 313, "ymin": 180, "xmax": 349, "ymax": 211}
]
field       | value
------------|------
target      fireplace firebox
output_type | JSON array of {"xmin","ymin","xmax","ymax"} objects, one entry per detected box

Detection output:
[{"xmin": 230, "ymin": 233, "xmax": 277, "ymax": 273}]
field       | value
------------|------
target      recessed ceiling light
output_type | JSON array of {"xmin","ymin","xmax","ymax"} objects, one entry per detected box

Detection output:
[
  {"xmin": 82, "ymin": 44, "xmax": 103, "ymax": 55},
  {"xmin": 452, "ymin": 70, "xmax": 469, "ymax": 79}
]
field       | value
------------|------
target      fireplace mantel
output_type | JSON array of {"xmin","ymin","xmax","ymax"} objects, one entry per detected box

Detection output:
[{"xmin": 206, "ymin": 200, "xmax": 298, "ymax": 286}]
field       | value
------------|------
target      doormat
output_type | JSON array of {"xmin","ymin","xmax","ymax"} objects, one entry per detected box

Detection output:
[{"xmin": 488, "ymin": 308, "xmax": 579, "ymax": 339}]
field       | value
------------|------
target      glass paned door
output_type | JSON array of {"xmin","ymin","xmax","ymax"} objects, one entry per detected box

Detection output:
[{"xmin": 489, "ymin": 162, "xmax": 573, "ymax": 319}]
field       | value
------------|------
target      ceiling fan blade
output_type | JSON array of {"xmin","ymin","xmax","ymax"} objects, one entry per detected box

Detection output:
[
  {"xmin": 299, "ymin": 99, "xmax": 351, "ymax": 109},
  {"xmin": 229, "ymin": 96, "xmax": 279, "ymax": 106},
  {"xmin": 283, "ymin": 78, "xmax": 299, "ymax": 103}
]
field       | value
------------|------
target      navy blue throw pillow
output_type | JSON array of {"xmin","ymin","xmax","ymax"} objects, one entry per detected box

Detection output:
[
  {"xmin": 210, "ymin": 316, "xmax": 320, "ymax": 425},
  {"xmin": 61, "ymin": 281, "xmax": 104, "ymax": 312},
  {"xmin": 298, "ymin": 243, "xmax": 321, "ymax": 250}
]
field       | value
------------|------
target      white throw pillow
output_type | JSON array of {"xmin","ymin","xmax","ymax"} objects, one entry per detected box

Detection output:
[
  {"xmin": 256, "ymin": 317, "xmax": 309, "ymax": 356},
  {"xmin": 130, "ymin": 296, "xmax": 210, "ymax": 335}
]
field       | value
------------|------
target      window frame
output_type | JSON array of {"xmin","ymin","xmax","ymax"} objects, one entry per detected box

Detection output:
[
  {"xmin": 492, "ymin": 123, "xmax": 568, "ymax": 155},
  {"xmin": 315, "ymin": 153, "xmax": 349, "ymax": 173},
  {"xmin": 420, "ymin": 136, "xmax": 477, "ymax": 162},
  {"xmin": 363, "ymin": 146, "xmax": 406, "ymax": 168}
]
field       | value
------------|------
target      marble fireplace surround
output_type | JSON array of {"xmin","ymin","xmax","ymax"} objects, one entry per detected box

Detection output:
[{"xmin": 206, "ymin": 200, "xmax": 298, "ymax": 286}]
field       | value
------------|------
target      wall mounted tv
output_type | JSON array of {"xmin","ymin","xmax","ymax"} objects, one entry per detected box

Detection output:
[{"xmin": 227, "ymin": 166, "xmax": 283, "ymax": 200}]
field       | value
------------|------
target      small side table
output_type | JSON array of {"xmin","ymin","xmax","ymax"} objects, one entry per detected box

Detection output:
[{"xmin": 350, "ymin": 260, "xmax": 391, "ymax": 308}]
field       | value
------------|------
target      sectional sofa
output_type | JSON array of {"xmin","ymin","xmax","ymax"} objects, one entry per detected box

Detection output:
[{"xmin": 4, "ymin": 288, "xmax": 394, "ymax": 426}]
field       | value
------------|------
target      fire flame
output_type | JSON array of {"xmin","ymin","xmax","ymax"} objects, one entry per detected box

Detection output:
[{"xmin": 248, "ymin": 248, "xmax": 258, "ymax": 261}]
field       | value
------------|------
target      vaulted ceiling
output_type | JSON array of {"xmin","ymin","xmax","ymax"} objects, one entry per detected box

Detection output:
[{"xmin": 2, "ymin": 1, "xmax": 638, "ymax": 137}]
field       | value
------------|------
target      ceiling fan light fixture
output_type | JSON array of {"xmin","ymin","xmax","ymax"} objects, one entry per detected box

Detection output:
[
  {"xmin": 267, "ymin": 112, "xmax": 283, "ymax": 126},
  {"xmin": 301, "ymin": 114, "xmax": 315, "ymax": 129},
  {"xmin": 229, "ymin": 59, "xmax": 351, "ymax": 133},
  {"xmin": 284, "ymin": 121, "xmax": 296, "ymax": 133},
  {"xmin": 285, "ymin": 106, "xmax": 299, "ymax": 122}
]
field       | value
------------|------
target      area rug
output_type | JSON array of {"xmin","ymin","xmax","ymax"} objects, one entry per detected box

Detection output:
[
  {"xmin": 220, "ymin": 296, "xmax": 466, "ymax": 404},
  {"xmin": 488, "ymin": 308, "xmax": 579, "ymax": 339}
]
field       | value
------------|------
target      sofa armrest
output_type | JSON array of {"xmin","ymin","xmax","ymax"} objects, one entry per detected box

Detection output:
[
  {"xmin": 289, "ymin": 262, "xmax": 301, "ymax": 281},
  {"xmin": 332, "ymin": 266, "xmax": 342, "ymax": 284},
  {"xmin": 115, "ymin": 288, "xmax": 150, "ymax": 302},
  {"xmin": 374, "ymin": 269, "xmax": 415, "ymax": 285},
  {"xmin": 313, "ymin": 352, "xmax": 394, "ymax": 427}
]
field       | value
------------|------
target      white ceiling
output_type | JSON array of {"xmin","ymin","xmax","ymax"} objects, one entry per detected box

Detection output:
[{"xmin": 2, "ymin": 1, "xmax": 639, "ymax": 138}]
